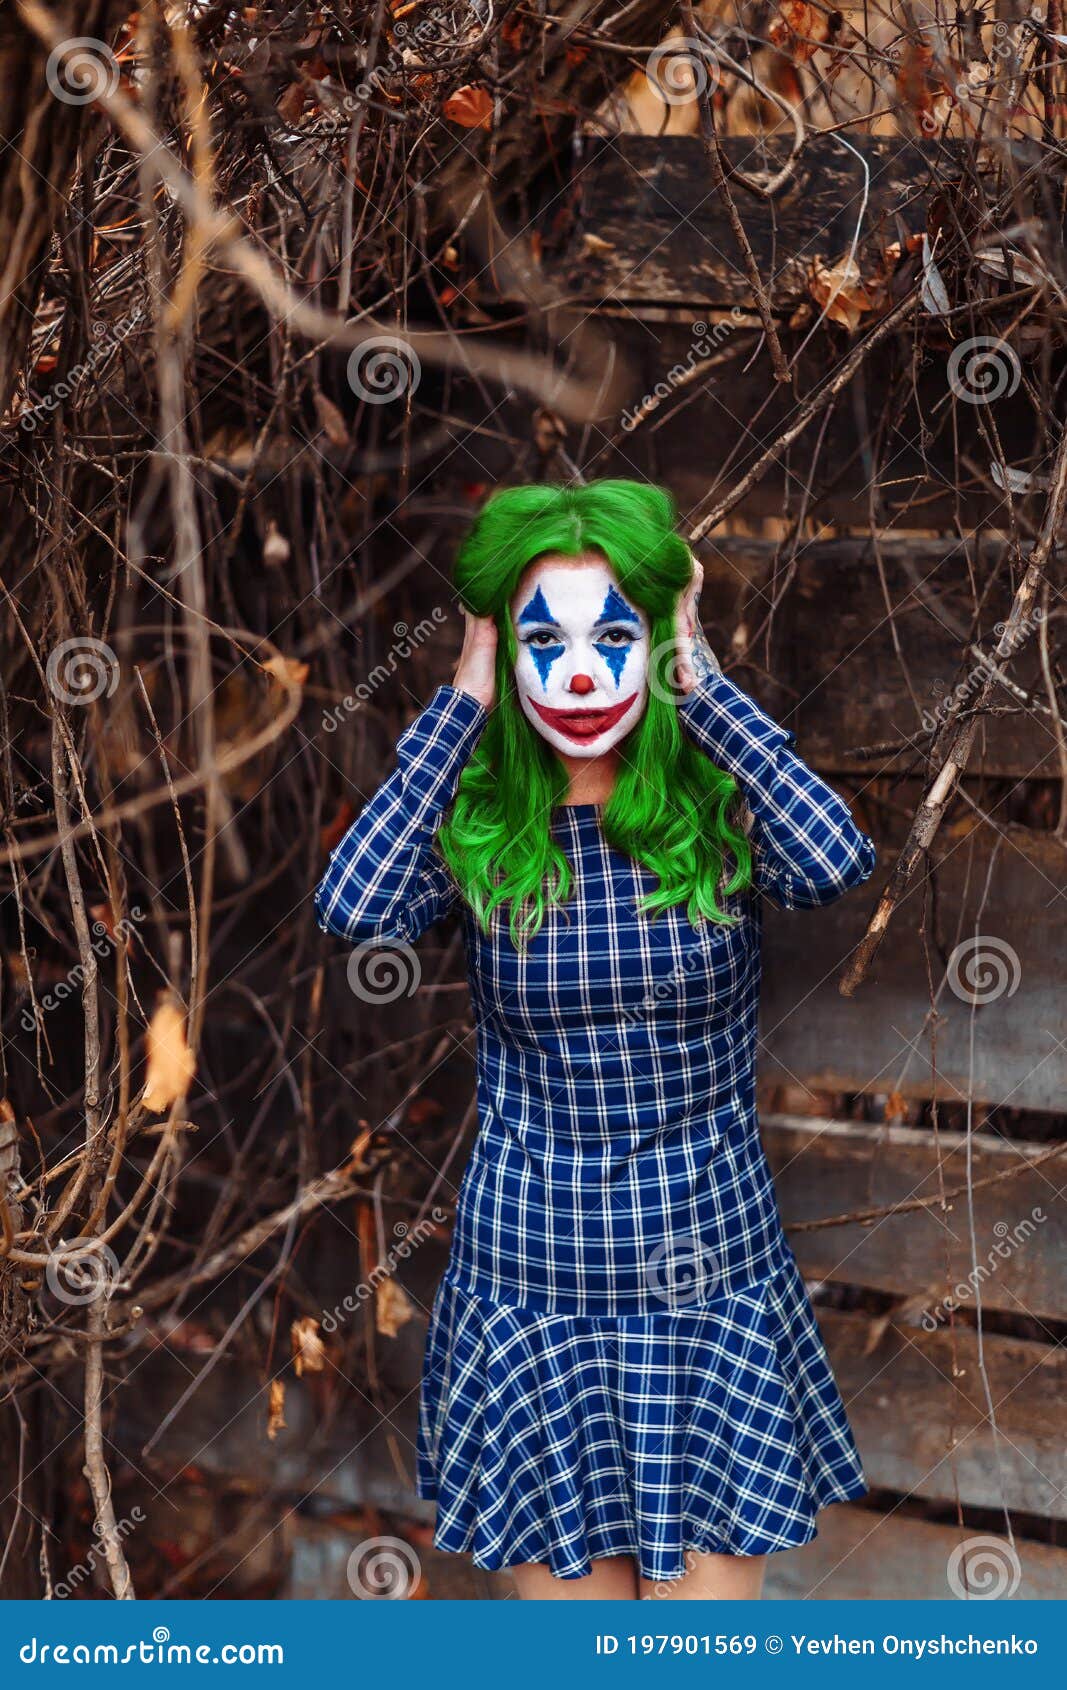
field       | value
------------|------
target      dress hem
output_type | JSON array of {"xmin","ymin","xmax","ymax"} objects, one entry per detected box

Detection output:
[{"xmin": 416, "ymin": 1478, "xmax": 869, "ymax": 1583}]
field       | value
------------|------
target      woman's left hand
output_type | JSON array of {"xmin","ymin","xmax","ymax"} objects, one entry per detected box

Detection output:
[{"xmin": 675, "ymin": 554, "xmax": 722, "ymax": 695}]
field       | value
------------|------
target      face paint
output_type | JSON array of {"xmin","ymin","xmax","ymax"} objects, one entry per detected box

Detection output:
[{"xmin": 510, "ymin": 556, "xmax": 649, "ymax": 760}]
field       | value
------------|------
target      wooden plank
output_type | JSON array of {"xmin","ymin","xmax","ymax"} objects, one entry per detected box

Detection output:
[
  {"xmin": 698, "ymin": 536, "xmax": 1057, "ymax": 779},
  {"xmin": 759, "ymin": 829, "xmax": 1067, "ymax": 1114},
  {"xmin": 817, "ymin": 1310, "xmax": 1067, "ymax": 1521},
  {"xmin": 762, "ymin": 1114, "xmax": 1067, "ymax": 1320},
  {"xmin": 765, "ymin": 1503, "xmax": 1067, "ymax": 1599},
  {"xmin": 550, "ymin": 135, "xmax": 961, "ymax": 312}
]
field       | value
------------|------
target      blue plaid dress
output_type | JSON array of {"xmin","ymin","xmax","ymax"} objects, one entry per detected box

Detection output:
[{"xmin": 315, "ymin": 675, "xmax": 876, "ymax": 1582}]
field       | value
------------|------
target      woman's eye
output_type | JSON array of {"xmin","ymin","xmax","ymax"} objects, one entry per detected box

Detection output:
[
  {"xmin": 524, "ymin": 630, "xmax": 564, "ymax": 649},
  {"xmin": 596, "ymin": 628, "xmax": 637, "ymax": 648}
]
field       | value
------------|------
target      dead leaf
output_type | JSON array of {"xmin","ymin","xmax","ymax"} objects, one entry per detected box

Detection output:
[
  {"xmin": 313, "ymin": 390, "xmax": 349, "ymax": 447},
  {"xmin": 261, "ymin": 653, "xmax": 310, "ymax": 689},
  {"xmin": 808, "ymin": 256, "xmax": 885, "ymax": 332},
  {"xmin": 375, "ymin": 1276, "xmax": 413, "ymax": 1338},
  {"xmin": 580, "ymin": 232, "xmax": 616, "ymax": 258},
  {"xmin": 769, "ymin": 2, "xmax": 828, "ymax": 63},
  {"xmin": 442, "ymin": 84, "xmax": 493, "ymax": 130},
  {"xmin": 262, "ymin": 521, "xmax": 290, "ymax": 568},
  {"xmin": 533, "ymin": 406, "xmax": 566, "ymax": 455},
  {"xmin": 974, "ymin": 246, "xmax": 1047, "ymax": 289},
  {"xmin": 291, "ymin": 1317, "xmax": 327, "ymax": 1377},
  {"xmin": 142, "ymin": 997, "xmax": 196, "ymax": 1113},
  {"xmin": 920, "ymin": 234, "xmax": 951, "ymax": 316},
  {"xmin": 884, "ymin": 1090, "xmax": 909, "ymax": 1125},
  {"xmin": 267, "ymin": 1379, "xmax": 287, "ymax": 1440}
]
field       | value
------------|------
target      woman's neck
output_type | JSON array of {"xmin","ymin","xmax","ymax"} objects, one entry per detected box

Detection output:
[{"xmin": 558, "ymin": 749, "xmax": 620, "ymax": 807}]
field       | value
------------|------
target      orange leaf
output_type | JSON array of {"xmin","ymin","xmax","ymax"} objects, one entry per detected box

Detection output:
[
  {"xmin": 808, "ymin": 257, "xmax": 885, "ymax": 333},
  {"xmin": 442, "ymin": 84, "xmax": 493, "ymax": 129},
  {"xmin": 141, "ymin": 997, "xmax": 196, "ymax": 1113},
  {"xmin": 291, "ymin": 1317, "xmax": 327, "ymax": 1377},
  {"xmin": 769, "ymin": 2, "xmax": 828, "ymax": 63},
  {"xmin": 376, "ymin": 1276, "xmax": 413, "ymax": 1338},
  {"xmin": 267, "ymin": 1379, "xmax": 287, "ymax": 1440},
  {"xmin": 261, "ymin": 653, "xmax": 309, "ymax": 689}
]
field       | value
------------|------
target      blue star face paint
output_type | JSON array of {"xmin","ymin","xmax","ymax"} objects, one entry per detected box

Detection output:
[
  {"xmin": 516, "ymin": 584, "xmax": 565, "ymax": 687},
  {"xmin": 510, "ymin": 555, "xmax": 650, "ymax": 760},
  {"xmin": 592, "ymin": 584, "xmax": 643, "ymax": 688}
]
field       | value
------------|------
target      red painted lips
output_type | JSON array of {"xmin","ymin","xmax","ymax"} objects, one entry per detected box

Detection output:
[{"xmin": 530, "ymin": 693, "xmax": 639, "ymax": 743}]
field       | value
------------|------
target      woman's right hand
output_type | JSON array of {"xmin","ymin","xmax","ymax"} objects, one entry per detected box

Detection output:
[{"xmin": 452, "ymin": 609, "xmax": 498, "ymax": 710}]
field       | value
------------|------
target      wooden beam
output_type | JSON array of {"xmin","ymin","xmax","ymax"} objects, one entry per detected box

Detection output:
[
  {"xmin": 818, "ymin": 1310, "xmax": 1067, "ymax": 1521},
  {"xmin": 548, "ymin": 134, "xmax": 963, "ymax": 312},
  {"xmin": 700, "ymin": 535, "xmax": 1057, "ymax": 780},
  {"xmin": 765, "ymin": 1503, "xmax": 1067, "ymax": 1599},
  {"xmin": 759, "ymin": 829, "xmax": 1067, "ymax": 1115},
  {"xmin": 762, "ymin": 1114, "xmax": 1066, "ymax": 1320}
]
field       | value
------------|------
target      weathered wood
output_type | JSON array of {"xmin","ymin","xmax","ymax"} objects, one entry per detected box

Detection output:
[
  {"xmin": 551, "ymin": 134, "xmax": 964, "ymax": 311},
  {"xmin": 763, "ymin": 1114, "xmax": 1066, "ymax": 1320},
  {"xmin": 765, "ymin": 1503, "xmax": 1067, "ymax": 1599},
  {"xmin": 700, "ymin": 536, "xmax": 1057, "ymax": 780},
  {"xmin": 759, "ymin": 829, "xmax": 1067, "ymax": 1115},
  {"xmin": 818, "ymin": 1310, "xmax": 1067, "ymax": 1521}
]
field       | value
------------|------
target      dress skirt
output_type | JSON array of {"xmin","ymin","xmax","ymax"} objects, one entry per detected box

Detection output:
[{"xmin": 416, "ymin": 1245, "xmax": 867, "ymax": 1584}]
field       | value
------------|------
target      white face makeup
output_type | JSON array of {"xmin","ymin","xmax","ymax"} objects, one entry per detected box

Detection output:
[{"xmin": 510, "ymin": 556, "xmax": 650, "ymax": 760}]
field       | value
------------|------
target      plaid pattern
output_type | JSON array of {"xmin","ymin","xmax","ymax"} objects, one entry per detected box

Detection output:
[
  {"xmin": 316, "ymin": 676, "xmax": 875, "ymax": 1575},
  {"xmin": 417, "ymin": 1252, "xmax": 867, "ymax": 1582}
]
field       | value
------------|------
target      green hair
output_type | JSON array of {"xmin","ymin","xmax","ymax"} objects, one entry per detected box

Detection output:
[{"xmin": 437, "ymin": 479, "xmax": 753, "ymax": 945}]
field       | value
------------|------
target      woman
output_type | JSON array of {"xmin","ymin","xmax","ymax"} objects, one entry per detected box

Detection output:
[{"xmin": 315, "ymin": 480, "xmax": 875, "ymax": 1601}]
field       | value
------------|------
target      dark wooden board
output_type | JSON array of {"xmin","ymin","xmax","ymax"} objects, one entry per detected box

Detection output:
[
  {"xmin": 818, "ymin": 1310, "xmax": 1067, "ymax": 1520},
  {"xmin": 700, "ymin": 535, "xmax": 1057, "ymax": 779},
  {"xmin": 762, "ymin": 1114, "xmax": 1067, "ymax": 1319},
  {"xmin": 765, "ymin": 1503, "xmax": 1067, "ymax": 1599},
  {"xmin": 759, "ymin": 829, "xmax": 1067, "ymax": 1114},
  {"xmin": 550, "ymin": 135, "xmax": 959, "ymax": 311}
]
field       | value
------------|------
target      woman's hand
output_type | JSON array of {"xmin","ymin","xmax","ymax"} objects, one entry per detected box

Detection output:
[
  {"xmin": 452, "ymin": 609, "xmax": 498, "ymax": 710},
  {"xmin": 675, "ymin": 555, "xmax": 722, "ymax": 695}
]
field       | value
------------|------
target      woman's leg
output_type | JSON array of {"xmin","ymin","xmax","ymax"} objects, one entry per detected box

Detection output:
[
  {"xmin": 639, "ymin": 1551, "xmax": 765, "ymax": 1601},
  {"xmin": 510, "ymin": 1555, "xmax": 638, "ymax": 1600}
]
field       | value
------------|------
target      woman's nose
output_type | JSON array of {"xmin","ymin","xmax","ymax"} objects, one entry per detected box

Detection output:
[{"xmin": 569, "ymin": 673, "xmax": 595, "ymax": 696}]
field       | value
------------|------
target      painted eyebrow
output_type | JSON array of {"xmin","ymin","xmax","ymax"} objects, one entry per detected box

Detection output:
[
  {"xmin": 594, "ymin": 585, "xmax": 642, "ymax": 629},
  {"xmin": 517, "ymin": 585, "xmax": 561, "ymax": 628}
]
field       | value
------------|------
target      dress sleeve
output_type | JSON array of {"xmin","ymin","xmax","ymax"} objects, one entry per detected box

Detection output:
[
  {"xmin": 314, "ymin": 684, "xmax": 487, "ymax": 945},
  {"xmin": 678, "ymin": 671, "xmax": 876, "ymax": 910}
]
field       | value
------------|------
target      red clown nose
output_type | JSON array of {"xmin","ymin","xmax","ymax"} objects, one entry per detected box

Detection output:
[{"xmin": 569, "ymin": 673, "xmax": 595, "ymax": 695}]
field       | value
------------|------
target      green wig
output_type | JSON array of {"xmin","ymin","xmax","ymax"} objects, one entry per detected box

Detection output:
[{"xmin": 437, "ymin": 479, "xmax": 753, "ymax": 945}]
